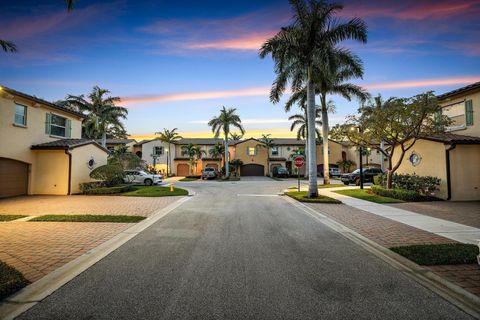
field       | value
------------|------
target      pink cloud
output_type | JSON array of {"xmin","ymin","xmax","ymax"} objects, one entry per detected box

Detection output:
[
  {"xmin": 185, "ymin": 31, "xmax": 276, "ymax": 50},
  {"xmin": 365, "ymin": 76, "xmax": 480, "ymax": 90}
]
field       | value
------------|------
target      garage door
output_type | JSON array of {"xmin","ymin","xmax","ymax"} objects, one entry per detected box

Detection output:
[
  {"xmin": 0, "ymin": 158, "xmax": 28, "ymax": 198},
  {"xmin": 177, "ymin": 164, "xmax": 190, "ymax": 177},
  {"xmin": 241, "ymin": 164, "xmax": 264, "ymax": 176}
]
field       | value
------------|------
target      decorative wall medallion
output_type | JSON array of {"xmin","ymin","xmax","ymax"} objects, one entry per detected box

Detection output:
[
  {"xmin": 87, "ymin": 156, "xmax": 96, "ymax": 169},
  {"xmin": 409, "ymin": 152, "xmax": 422, "ymax": 167}
]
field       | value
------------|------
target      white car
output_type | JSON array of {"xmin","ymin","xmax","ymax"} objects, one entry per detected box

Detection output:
[{"xmin": 124, "ymin": 170, "xmax": 162, "ymax": 186}]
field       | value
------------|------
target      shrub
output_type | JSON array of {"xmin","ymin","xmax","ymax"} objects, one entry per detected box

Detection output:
[
  {"xmin": 79, "ymin": 181, "xmax": 105, "ymax": 193},
  {"xmin": 371, "ymin": 185, "xmax": 422, "ymax": 202},
  {"xmin": 83, "ymin": 185, "xmax": 133, "ymax": 195},
  {"xmin": 391, "ymin": 243, "xmax": 479, "ymax": 265},
  {"xmin": 89, "ymin": 165, "xmax": 125, "ymax": 187},
  {"xmin": 378, "ymin": 173, "xmax": 440, "ymax": 196}
]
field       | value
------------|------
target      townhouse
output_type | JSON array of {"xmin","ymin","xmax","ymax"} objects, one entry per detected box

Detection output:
[
  {"xmin": 393, "ymin": 82, "xmax": 480, "ymax": 200},
  {"xmin": 0, "ymin": 86, "xmax": 108, "ymax": 198}
]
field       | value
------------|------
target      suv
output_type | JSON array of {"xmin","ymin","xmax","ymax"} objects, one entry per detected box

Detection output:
[
  {"xmin": 272, "ymin": 166, "xmax": 289, "ymax": 178},
  {"xmin": 341, "ymin": 167, "xmax": 383, "ymax": 185},
  {"xmin": 124, "ymin": 170, "xmax": 162, "ymax": 186},
  {"xmin": 201, "ymin": 167, "xmax": 217, "ymax": 180},
  {"xmin": 329, "ymin": 167, "xmax": 341, "ymax": 178}
]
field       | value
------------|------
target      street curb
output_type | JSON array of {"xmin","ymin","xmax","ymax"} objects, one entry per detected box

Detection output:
[
  {"xmin": 282, "ymin": 196, "xmax": 480, "ymax": 319},
  {"xmin": 0, "ymin": 195, "xmax": 192, "ymax": 320}
]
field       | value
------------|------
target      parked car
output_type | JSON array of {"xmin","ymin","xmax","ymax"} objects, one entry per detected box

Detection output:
[
  {"xmin": 329, "ymin": 167, "xmax": 341, "ymax": 178},
  {"xmin": 272, "ymin": 166, "xmax": 289, "ymax": 178},
  {"xmin": 124, "ymin": 170, "xmax": 162, "ymax": 186},
  {"xmin": 341, "ymin": 167, "xmax": 383, "ymax": 185},
  {"xmin": 201, "ymin": 167, "xmax": 217, "ymax": 180}
]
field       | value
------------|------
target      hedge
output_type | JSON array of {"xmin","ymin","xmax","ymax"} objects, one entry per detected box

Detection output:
[
  {"xmin": 377, "ymin": 173, "xmax": 440, "ymax": 196},
  {"xmin": 371, "ymin": 185, "xmax": 423, "ymax": 202},
  {"xmin": 391, "ymin": 243, "xmax": 479, "ymax": 265},
  {"xmin": 82, "ymin": 185, "xmax": 134, "ymax": 195}
]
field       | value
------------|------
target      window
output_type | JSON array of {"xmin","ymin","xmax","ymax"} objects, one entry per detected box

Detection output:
[
  {"xmin": 247, "ymin": 146, "xmax": 256, "ymax": 156},
  {"xmin": 45, "ymin": 113, "xmax": 71, "ymax": 137},
  {"xmin": 271, "ymin": 146, "xmax": 279, "ymax": 156},
  {"xmin": 466, "ymin": 100, "xmax": 474, "ymax": 126},
  {"xmin": 14, "ymin": 104, "xmax": 27, "ymax": 126},
  {"xmin": 153, "ymin": 146, "xmax": 164, "ymax": 156},
  {"xmin": 181, "ymin": 146, "xmax": 188, "ymax": 156}
]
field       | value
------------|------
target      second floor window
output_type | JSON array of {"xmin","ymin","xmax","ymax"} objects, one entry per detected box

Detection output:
[
  {"xmin": 153, "ymin": 146, "xmax": 164, "ymax": 156},
  {"xmin": 14, "ymin": 104, "xmax": 27, "ymax": 126},
  {"xmin": 46, "ymin": 113, "xmax": 71, "ymax": 138},
  {"xmin": 247, "ymin": 146, "xmax": 256, "ymax": 156},
  {"xmin": 271, "ymin": 146, "xmax": 279, "ymax": 156}
]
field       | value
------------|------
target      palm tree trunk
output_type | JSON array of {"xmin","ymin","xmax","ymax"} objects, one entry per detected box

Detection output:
[
  {"xmin": 304, "ymin": 133, "xmax": 308, "ymax": 178},
  {"xmin": 306, "ymin": 70, "xmax": 318, "ymax": 197},
  {"xmin": 101, "ymin": 131, "xmax": 107, "ymax": 148},
  {"xmin": 321, "ymin": 93, "xmax": 330, "ymax": 185},
  {"xmin": 224, "ymin": 134, "xmax": 229, "ymax": 177}
]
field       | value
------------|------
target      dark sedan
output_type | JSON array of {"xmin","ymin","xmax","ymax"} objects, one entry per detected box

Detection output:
[{"xmin": 341, "ymin": 167, "xmax": 383, "ymax": 185}]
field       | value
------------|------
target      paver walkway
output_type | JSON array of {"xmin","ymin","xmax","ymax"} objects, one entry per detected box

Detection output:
[
  {"xmin": 0, "ymin": 221, "xmax": 131, "ymax": 282},
  {"xmin": 319, "ymin": 187, "xmax": 480, "ymax": 244},
  {"xmin": 0, "ymin": 195, "xmax": 180, "ymax": 217}
]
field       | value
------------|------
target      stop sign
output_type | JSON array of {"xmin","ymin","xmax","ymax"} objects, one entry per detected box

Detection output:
[{"xmin": 293, "ymin": 156, "xmax": 304, "ymax": 168}]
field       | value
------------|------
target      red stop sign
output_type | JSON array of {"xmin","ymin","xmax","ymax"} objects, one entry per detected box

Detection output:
[{"xmin": 293, "ymin": 156, "xmax": 304, "ymax": 168}]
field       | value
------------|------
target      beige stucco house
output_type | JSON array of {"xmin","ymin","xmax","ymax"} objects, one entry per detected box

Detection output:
[
  {"xmin": 393, "ymin": 82, "xmax": 480, "ymax": 201},
  {"xmin": 0, "ymin": 86, "xmax": 108, "ymax": 198}
]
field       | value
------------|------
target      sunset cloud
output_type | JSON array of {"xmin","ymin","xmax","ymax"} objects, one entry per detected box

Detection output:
[
  {"xmin": 189, "ymin": 118, "xmax": 290, "ymax": 125},
  {"xmin": 364, "ymin": 76, "xmax": 480, "ymax": 90}
]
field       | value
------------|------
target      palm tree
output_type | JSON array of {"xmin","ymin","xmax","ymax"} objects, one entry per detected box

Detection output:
[
  {"xmin": 0, "ymin": 40, "xmax": 17, "ymax": 53},
  {"xmin": 208, "ymin": 107, "xmax": 245, "ymax": 177},
  {"xmin": 209, "ymin": 142, "xmax": 225, "ymax": 165},
  {"xmin": 259, "ymin": 134, "xmax": 276, "ymax": 176},
  {"xmin": 155, "ymin": 128, "xmax": 182, "ymax": 176},
  {"xmin": 63, "ymin": 86, "xmax": 128, "ymax": 148},
  {"xmin": 260, "ymin": 0, "xmax": 367, "ymax": 197},
  {"xmin": 229, "ymin": 132, "xmax": 244, "ymax": 142},
  {"xmin": 182, "ymin": 144, "xmax": 205, "ymax": 175}
]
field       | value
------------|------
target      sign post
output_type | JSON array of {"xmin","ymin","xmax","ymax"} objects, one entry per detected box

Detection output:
[{"xmin": 293, "ymin": 156, "xmax": 305, "ymax": 192}]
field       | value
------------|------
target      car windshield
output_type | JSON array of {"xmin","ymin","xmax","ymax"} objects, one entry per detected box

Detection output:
[
  {"xmin": 352, "ymin": 169, "xmax": 361, "ymax": 174},
  {"xmin": 205, "ymin": 168, "xmax": 214, "ymax": 171}
]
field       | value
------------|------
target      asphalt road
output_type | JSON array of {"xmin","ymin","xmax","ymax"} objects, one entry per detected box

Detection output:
[{"xmin": 18, "ymin": 178, "xmax": 473, "ymax": 319}]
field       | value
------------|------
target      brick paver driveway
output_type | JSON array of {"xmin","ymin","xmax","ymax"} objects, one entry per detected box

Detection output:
[{"xmin": 0, "ymin": 195, "xmax": 180, "ymax": 217}]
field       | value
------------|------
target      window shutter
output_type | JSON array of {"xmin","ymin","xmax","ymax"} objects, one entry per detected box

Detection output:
[
  {"xmin": 66, "ymin": 119, "xmax": 72, "ymax": 138},
  {"xmin": 465, "ymin": 100, "xmax": 473, "ymax": 126},
  {"xmin": 45, "ymin": 113, "xmax": 51, "ymax": 134}
]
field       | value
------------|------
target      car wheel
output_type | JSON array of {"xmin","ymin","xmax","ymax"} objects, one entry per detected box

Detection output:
[
  {"xmin": 343, "ymin": 182, "xmax": 349, "ymax": 185},
  {"xmin": 144, "ymin": 179, "xmax": 153, "ymax": 186}
]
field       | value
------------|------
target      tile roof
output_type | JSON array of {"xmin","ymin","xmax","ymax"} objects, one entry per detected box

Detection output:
[
  {"xmin": 31, "ymin": 139, "xmax": 109, "ymax": 152},
  {"xmin": 175, "ymin": 138, "xmax": 223, "ymax": 145},
  {"xmin": 437, "ymin": 81, "xmax": 480, "ymax": 100},
  {"xmin": 96, "ymin": 139, "xmax": 136, "ymax": 145},
  {"xmin": 421, "ymin": 133, "xmax": 480, "ymax": 144},
  {"xmin": 1, "ymin": 85, "xmax": 85, "ymax": 118}
]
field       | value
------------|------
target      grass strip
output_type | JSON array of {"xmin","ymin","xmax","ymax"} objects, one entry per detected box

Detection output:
[
  {"xmin": 0, "ymin": 261, "xmax": 29, "ymax": 300},
  {"xmin": 0, "ymin": 215, "xmax": 27, "ymax": 222},
  {"xmin": 285, "ymin": 191, "xmax": 341, "ymax": 204},
  {"xmin": 391, "ymin": 243, "xmax": 479, "ymax": 265},
  {"xmin": 123, "ymin": 186, "xmax": 188, "ymax": 197},
  {"xmin": 334, "ymin": 189, "xmax": 403, "ymax": 203},
  {"xmin": 30, "ymin": 215, "xmax": 146, "ymax": 223},
  {"xmin": 179, "ymin": 177, "xmax": 199, "ymax": 182}
]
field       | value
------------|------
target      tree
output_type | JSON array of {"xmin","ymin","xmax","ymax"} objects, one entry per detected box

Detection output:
[
  {"xmin": 182, "ymin": 144, "xmax": 205, "ymax": 175},
  {"xmin": 62, "ymin": 86, "xmax": 128, "ymax": 147},
  {"xmin": 336, "ymin": 159, "xmax": 355, "ymax": 173},
  {"xmin": 259, "ymin": 134, "xmax": 276, "ymax": 176},
  {"xmin": 229, "ymin": 133, "xmax": 244, "ymax": 141},
  {"xmin": 260, "ymin": 0, "xmax": 367, "ymax": 197},
  {"xmin": 108, "ymin": 145, "xmax": 143, "ymax": 170},
  {"xmin": 155, "ymin": 128, "xmax": 182, "ymax": 176},
  {"xmin": 208, "ymin": 107, "xmax": 245, "ymax": 177},
  {"xmin": 331, "ymin": 92, "xmax": 451, "ymax": 189},
  {"xmin": 209, "ymin": 143, "xmax": 225, "ymax": 168}
]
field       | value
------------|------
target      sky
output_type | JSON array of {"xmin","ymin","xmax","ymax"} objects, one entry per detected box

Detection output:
[{"xmin": 1, "ymin": 0, "xmax": 480, "ymax": 140}]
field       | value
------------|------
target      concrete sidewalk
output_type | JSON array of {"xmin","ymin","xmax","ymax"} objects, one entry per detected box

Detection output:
[{"xmin": 319, "ymin": 187, "xmax": 480, "ymax": 245}]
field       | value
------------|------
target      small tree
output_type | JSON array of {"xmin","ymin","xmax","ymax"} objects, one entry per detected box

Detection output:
[
  {"xmin": 259, "ymin": 134, "xmax": 276, "ymax": 176},
  {"xmin": 209, "ymin": 143, "xmax": 225, "ymax": 167},
  {"xmin": 108, "ymin": 145, "xmax": 144, "ymax": 170},
  {"xmin": 182, "ymin": 144, "xmax": 205, "ymax": 175},
  {"xmin": 336, "ymin": 159, "xmax": 356, "ymax": 173},
  {"xmin": 332, "ymin": 92, "xmax": 451, "ymax": 189},
  {"xmin": 90, "ymin": 164, "xmax": 125, "ymax": 187}
]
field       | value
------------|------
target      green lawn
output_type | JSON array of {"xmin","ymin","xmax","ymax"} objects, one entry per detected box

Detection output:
[
  {"xmin": 334, "ymin": 189, "xmax": 403, "ymax": 203},
  {"xmin": 0, "ymin": 215, "xmax": 27, "ymax": 222},
  {"xmin": 179, "ymin": 177, "xmax": 199, "ymax": 182},
  {"xmin": 30, "ymin": 215, "xmax": 146, "ymax": 223},
  {"xmin": 0, "ymin": 261, "xmax": 29, "ymax": 300},
  {"xmin": 317, "ymin": 184, "xmax": 345, "ymax": 189},
  {"xmin": 122, "ymin": 186, "xmax": 188, "ymax": 197},
  {"xmin": 285, "ymin": 191, "xmax": 341, "ymax": 203},
  {"xmin": 391, "ymin": 243, "xmax": 479, "ymax": 265}
]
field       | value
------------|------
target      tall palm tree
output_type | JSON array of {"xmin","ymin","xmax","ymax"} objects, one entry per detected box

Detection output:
[
  {"xmin": 208, "ymin": 107, "xmax": 245, "ymax": 177},
  {"xmin": 182, "ymin": 144, "xmax": 205, "ymax": 175},
  {"xmin": 260, "ymin": 0, "xmax": 367, "ymax": 197},
  {"xmin": 63, "ymin": 86, "xmax": 128, "ymax": 148},
  {"xmin": 259, "ymin": 134, "xmax": 276, "ymax": 176},
  {"xmin": 155, "ymin": 128, "xmax": 182, "ymax": 176}
]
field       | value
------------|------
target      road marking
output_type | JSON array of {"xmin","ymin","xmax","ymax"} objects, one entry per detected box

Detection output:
[
  {"xmin": 282, "ymin": 196, "xmax": 480, "ymax": 318},
  {"xmin": 0, "ymin": 196, "xmax": 192, "ymax": 320}
]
